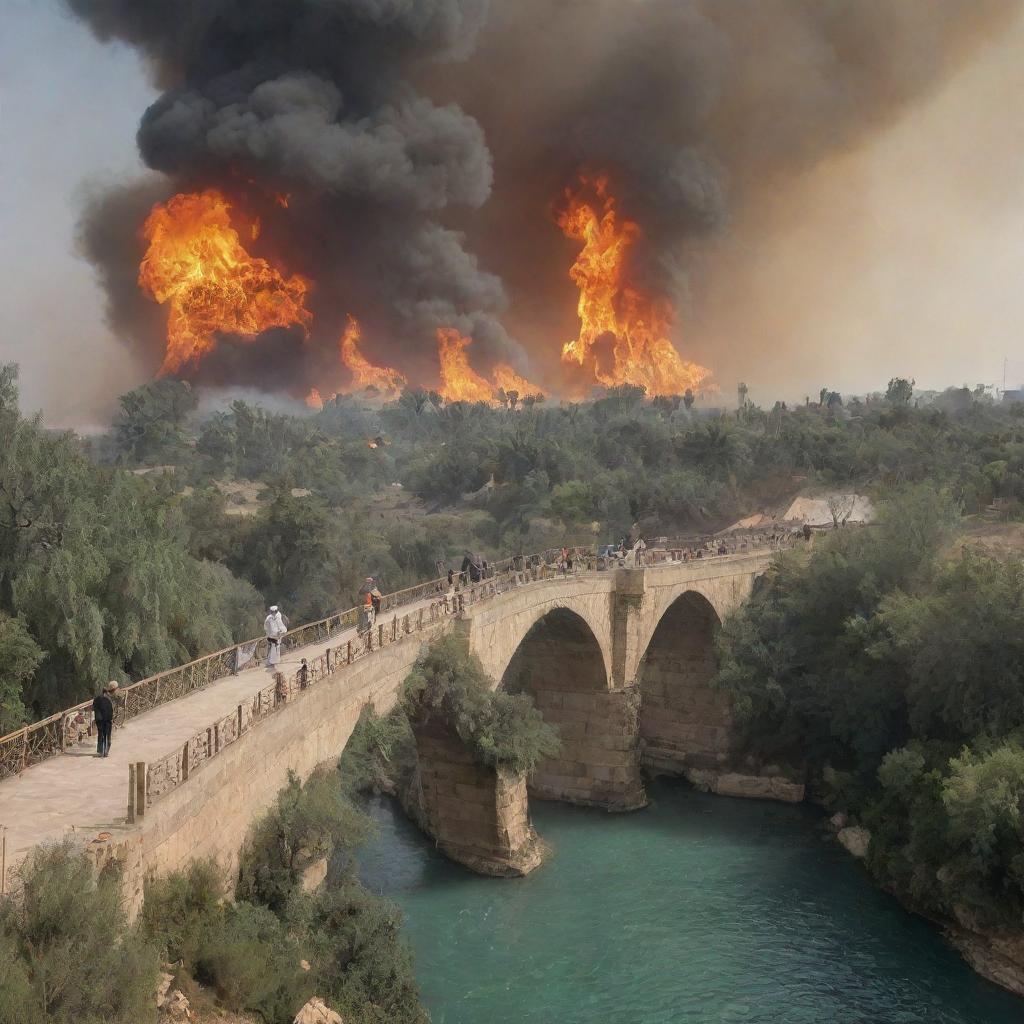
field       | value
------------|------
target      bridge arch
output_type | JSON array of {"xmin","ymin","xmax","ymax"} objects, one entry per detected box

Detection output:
[
  {"xmin": 465, "ymin": 580, "xmax": 615, "ymax": 690},
  {"xmin": 636, "ymin": 590, "xmax": 733, "ymax": 776},
  {"xmin": 501, "ymin": 607, "xmax": 645, "ymax": 811}
]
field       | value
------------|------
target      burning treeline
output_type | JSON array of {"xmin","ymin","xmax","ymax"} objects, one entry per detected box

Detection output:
[{"xmin": 68, "ymin": 0, "xmax": 1019, "ymax": 405}]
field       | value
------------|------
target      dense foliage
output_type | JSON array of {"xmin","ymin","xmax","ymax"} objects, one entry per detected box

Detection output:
[
  {"xmin": 338, "ymin": 704, "xmax": 417, "ymax": 798},
  {"xmin": 403, "ymin": 636, "xmax": 560, "ymax": 775},
  {"xmin": 0, "ymin": 366, "xmax": 262, "ymax": 724},
  {"xmin": 236, "ymin": 769, "xmax": 371, "ymax": 914},
  {"xmin": 14, "ymin": 360, "xmax": 1024, "ymax": 727},
  {"xmin": 143, "ymin": 770, "xmax": 428, "ymax": 1024},
  {"xmin": 0, "ymin": 844, "xmax": 159, "ymax": 1024},
  {"xmin": 716, "ymin": 488, "xmax": 1024, "ymax": 928}
]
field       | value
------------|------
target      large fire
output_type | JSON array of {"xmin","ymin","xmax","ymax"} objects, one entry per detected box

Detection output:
[
  {"xmin": 492, "ymin": 363, "xmax": 547, "ymax": 399},
  {"xmin": 339, "ymin": 316, "xmax": 407, "ymax": 394},
  {"xmin": 558, "ymin": 176, "xmax": 710, "ymax": 396},
  {"xmin": 437, "ymin": 329, "xmax": 545, "ymax": 404},
  {"xmin": 139, "ymin": 189, "xmax": 312, "ymax": 374},
  {"xmin": 437, "ymin": 328, "xmax": 494, "ymax": 404}
]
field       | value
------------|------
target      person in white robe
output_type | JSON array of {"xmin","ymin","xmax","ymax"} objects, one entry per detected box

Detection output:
[{"xmin": 264, "ymin": 605, "xmax": 287, "ymax": 667}]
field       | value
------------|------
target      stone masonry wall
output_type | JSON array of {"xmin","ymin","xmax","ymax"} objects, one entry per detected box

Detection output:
[
  {"xmin": 503, "ymin": 609, "xmax": 646, "ymax": 811},
  {"xmin": 90, "ymin": 629, "xmax": 445, "ymax": 918},
  {"xmin": 411, "ymin": 716, "xmax": 544, "ymax": 876},
  {"xmin": 529, "ymin": 685, "xmax": 646, "ymax": 811},
  {"xmin": 638, "ymin": 595, "xmax": 733, "ymax": 776}
]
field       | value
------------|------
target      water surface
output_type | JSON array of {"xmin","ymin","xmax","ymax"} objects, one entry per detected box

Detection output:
[{"xmin": 359, "ymin": 782, "xmax": 1024, "ymax": 1024}]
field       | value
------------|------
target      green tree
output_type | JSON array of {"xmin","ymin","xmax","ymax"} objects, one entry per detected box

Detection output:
[
  {"xmin": 298, "ymin": 880, "xmax": 428, "ymax": 1024},
  {"xmin": 403, "ymin": 636, "xmax": 560, "ymax": 774},
  {"xmin": 113, "ymin": 379, "xmax": 197, "ymax": 464},
  {"xmin": 886, "ymin": 377, "xmax": 915, "ymax": 405},
  {"xmin": 0, "ymin": 612, "xmax": 42, "ymax": 730},
  {"xmin": 0, "ymin": 843, "xmax": 159, "ymax": 1024},
  {"xmin": 237, "ymin": 770, "xmax": 371, "ymax": 915}
]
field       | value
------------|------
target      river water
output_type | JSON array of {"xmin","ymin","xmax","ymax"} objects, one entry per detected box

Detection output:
[{"xmin": 359, "ymin": 781, "xmax": 1024, "ymax": 1024}]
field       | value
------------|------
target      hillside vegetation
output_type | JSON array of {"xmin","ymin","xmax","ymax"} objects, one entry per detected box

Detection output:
[{"xmin": 5, "ymin": 365, "xmax": 1024, "ymax": 725}]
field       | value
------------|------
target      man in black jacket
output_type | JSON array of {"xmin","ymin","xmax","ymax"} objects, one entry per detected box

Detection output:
[{"xmin": 92, "ymin": 681, "xmax": 117, "ymax": 758}]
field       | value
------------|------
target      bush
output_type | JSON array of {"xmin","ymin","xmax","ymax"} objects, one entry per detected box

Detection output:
[
  {"xmin": 339, "ymin": 705, "xmax": 416, "ymax": 798},
  {"xmin": 403, "ymin": 636, "xmax": 560, "ymax": 775},
  {"xmin": 193, "ymin": 901, "xmax": 309, "ymax": 1024},
  {"xmin": 0, "ymin": 842, "xmax": 159, "ymax": 1024},
  {"xmin": 237, "ymin": 770, "xmax": 372, "ymax": 914},
  {"xmin": 140, "ymin": 859, "xmax": 224, "ymax": 967},
  {"xmin": 295, "ymin": 880, "xmax": 428, "ymax": 1024}
]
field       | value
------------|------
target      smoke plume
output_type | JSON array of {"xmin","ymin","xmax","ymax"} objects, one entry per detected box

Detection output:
[{"xmin": 64, "ymin": 0, "xmax": 1020, "ymax": 399}]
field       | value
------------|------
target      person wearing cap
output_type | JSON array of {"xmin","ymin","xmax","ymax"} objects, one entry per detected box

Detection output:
[
  {"xmin": 92, "ymin": 681, "xmax": 117, "ymax": 758},
  {"xmin": 264, "ymin": 605, "xmax": 288, "ymax": 668}
]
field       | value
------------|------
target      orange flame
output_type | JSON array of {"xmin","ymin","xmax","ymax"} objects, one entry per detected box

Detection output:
[
  {"xmin": 558, "ymin": 176, "xmax": 710, "ymax": 396},
  {"xmin": 437, "ymin": 328, "xmax": 495, "ymax": 403},
  {"xmin": 305, "ymin": 387, "xmax": 324, "ymax": 410},
  {"xmin": 339, "ymin": 316, "xmax": 407, "ymax": 394},
  {"xmin": 492, "ymin": 363, "xmax": 547, "ymax": 399},
  {"xmin": 138, "ymin": 189, "xmax": 312, "ymax": 374},
  {"xmin": 437, "ymin": 330, "xmax": 546, "ymax": 404}
]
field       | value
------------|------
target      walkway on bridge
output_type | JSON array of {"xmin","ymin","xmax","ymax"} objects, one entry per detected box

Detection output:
[{"xmin": 0, "ymin": 599, "xmax": 430, "ymax": 870}]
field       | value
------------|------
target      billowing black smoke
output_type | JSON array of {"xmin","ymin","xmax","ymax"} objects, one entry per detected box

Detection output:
[
  {"xmin": 65, "ymin": 0, "xmax": 1020, "ymax": 397},
  {"xmin": 67, "ymin": 0, "xmax": 517, "ymax": 392}
]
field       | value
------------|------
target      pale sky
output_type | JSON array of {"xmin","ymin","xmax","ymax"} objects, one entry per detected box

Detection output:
[
  {"xmin": 2, "ymin": 0, "xmax": 1023, "ymax": 426},
  {"xmin": 0, "ymin": 0, "xmax": 154, "ymax": 426}
]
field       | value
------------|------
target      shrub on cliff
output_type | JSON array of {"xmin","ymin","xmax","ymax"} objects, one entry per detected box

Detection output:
[
  {"xmin": 402, "ymin": 635, "xmax": 561, "ymax": 775},
  {"xmin": 237, "ymin": 769, "xmax": 372, "ymax": 914},
  {"xmin": 0, "ymin": 842, "xmax": 159, "ymax": 1024},
  {"xmin": 339, "ymin": 704, "xmax": 416, "ymax": 798},
  {"xmin": 291, "ymin": 880, "xmax": 429, "ymax": 1024},
  {"xmin": 141, "ymin": 859, "xmax": 224, "ymax": 968},
  {"xmin": 192, "ymin": 901, "xmax": 309, "ymax": 1024}
]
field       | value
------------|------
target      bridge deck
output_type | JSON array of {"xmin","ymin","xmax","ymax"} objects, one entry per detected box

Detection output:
[{"xmin": 0, "ymin": 604, "xmax": 426, "ymax": 868}]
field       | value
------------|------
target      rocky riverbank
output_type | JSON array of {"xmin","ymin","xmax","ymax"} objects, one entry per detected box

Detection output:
[{"xmin": 826, "ymin": 814, "xmax": 1024, "ymax": 998}]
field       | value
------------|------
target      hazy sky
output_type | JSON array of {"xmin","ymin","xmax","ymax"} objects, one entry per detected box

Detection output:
[
  {"xmin": 0, "ymin": 0, "xmax": 154, "ymax": 426},
  {"xmin": 2, "ymin": 0, "xmax": 1023, "ymax": 426}
]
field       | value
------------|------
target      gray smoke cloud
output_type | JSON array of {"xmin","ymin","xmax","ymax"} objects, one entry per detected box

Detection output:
[
  {"xmin": 66, "ymin": 0, "xmax": 518, "ymax": 395},
  {"xmin": 64, "ymin": 0, "xmax": 1020, "ymax": 398},
  {"xmin": 139, "ymin": 74, "xmax": 492, "ymax": 211},
  {"xmin": 434, "ymin": 0, "xmax": 1020, "ymax": 375}
]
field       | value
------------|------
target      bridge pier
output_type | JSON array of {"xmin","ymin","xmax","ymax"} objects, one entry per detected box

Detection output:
[
  {"xmin": 528, "ymin": 684, "xmax": 646, "ymax": 811},
  {"xmin": 410, "ymin": 716, "xmax": 545, "ymax": 877}
]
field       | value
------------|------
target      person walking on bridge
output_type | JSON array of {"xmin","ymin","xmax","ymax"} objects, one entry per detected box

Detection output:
[
  {"xmin": 360, "ymin": 577, "xmax": 383, "ymax": 614},
  {"xmin": 92, "ymin": 681, "xmax": 117, "ymax": 758},
  {"xmin": 633, "ymin": 536, "xmax": 647, "ymax": 567},
  {"xmin": 264, "ymin": 605, "xmax": 287, "ymax": 668}
]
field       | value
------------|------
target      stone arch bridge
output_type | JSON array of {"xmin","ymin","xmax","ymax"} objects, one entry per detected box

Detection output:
[{"xmin": 0, "ymin": 548, "xmax": 780, "ymax": 904}]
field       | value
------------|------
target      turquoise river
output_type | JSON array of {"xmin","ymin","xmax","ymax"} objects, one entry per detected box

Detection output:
[{"xmin": 359, "ymin": 781, "xmax": 1024, "ymax": 1024}]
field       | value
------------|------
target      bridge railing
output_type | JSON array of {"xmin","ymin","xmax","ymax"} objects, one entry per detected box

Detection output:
[
  {"xmin": 140, "ymin": 567, "xmax": 548, "ymax": 811},
  {"xmin": 0, "ymin": 535, "xmax": 791, "ymax": 786},
  {"xmin": 0, "ymin": 546, "xmax": 573, "ymax": 782}
]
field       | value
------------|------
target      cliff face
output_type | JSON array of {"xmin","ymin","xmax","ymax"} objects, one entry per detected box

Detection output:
[
  {"xmin": 947, "ymin": 911, "xmax": 1024, "ymax": 998},
  {"xmin": 826, "ymin": 822, "xmax": 1024, "ymax": 999}
]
